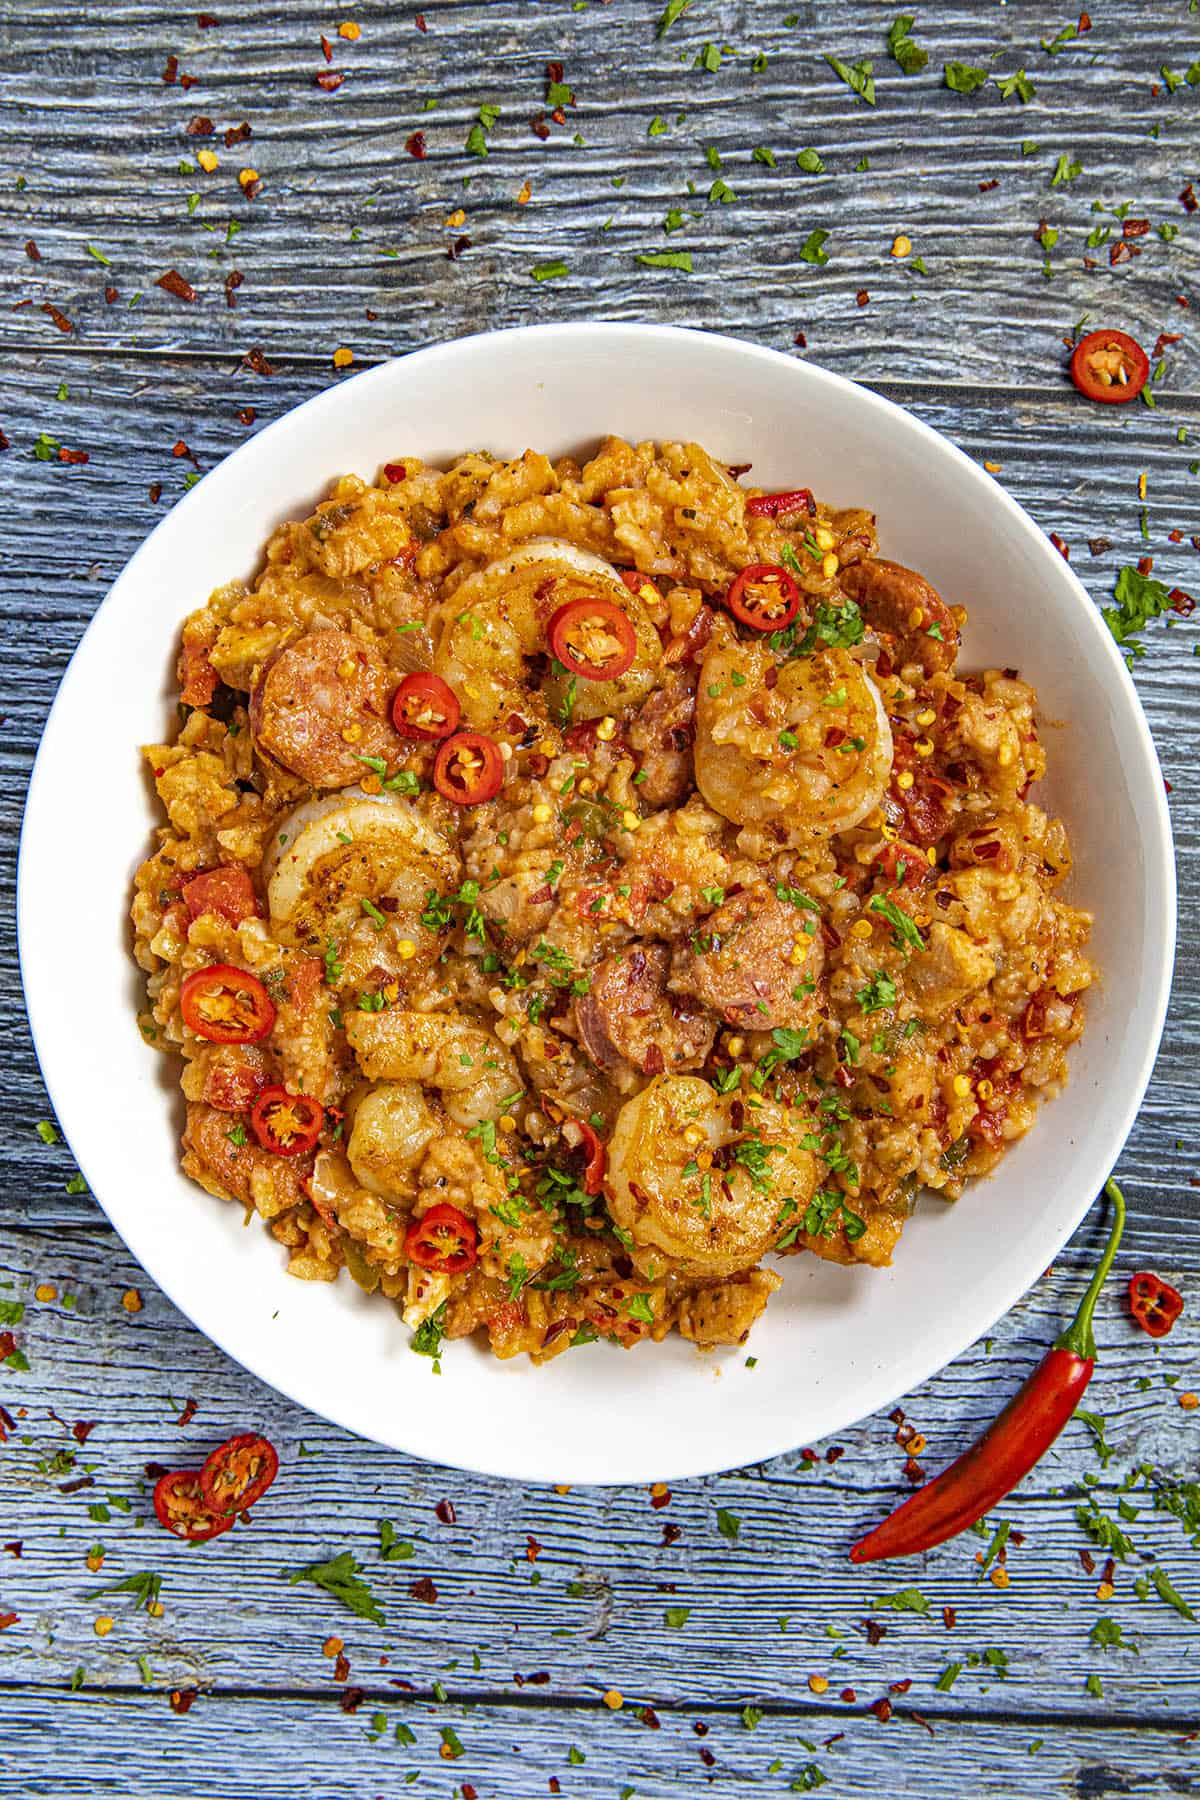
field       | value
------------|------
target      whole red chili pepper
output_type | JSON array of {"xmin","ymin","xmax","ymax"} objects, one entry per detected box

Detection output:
[{"xmin": 849, "ymin": 1179, "xmax": 1125, "ymax": 1564}]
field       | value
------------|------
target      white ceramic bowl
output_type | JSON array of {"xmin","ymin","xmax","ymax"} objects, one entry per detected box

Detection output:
[{"xmin": 19, "ymin": 324, "xmax": 1174, "ymax": 1484}]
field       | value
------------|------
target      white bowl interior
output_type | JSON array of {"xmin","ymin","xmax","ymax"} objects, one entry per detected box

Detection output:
[{"xmin": 18, "ymin": 325, "xmax": 1174, "ymax": 1483}]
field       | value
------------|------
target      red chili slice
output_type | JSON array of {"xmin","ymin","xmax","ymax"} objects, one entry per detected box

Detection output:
[
  {"xmin": 199, "ymin": 1432, "xmax": 280, "ymax": 1515},
  {"xmin": 1128, "ymin": 1271, "xmax": 1184, "ymax": 1339},
  {"xmin": 181, "ymin": 864, "xmax": 260, "ymax": 926},
  {"xmin": 250, "ymin": 1086, "xmax": 324, "ymax": 1156},
  {"xmin": 405, "ymin": 1201, "xmax": 478, "ymax": 1273},
  {"xmin": 562, "ymin": 1119, "xmax": 606, "ymax": 1196},
  {"xmin": 391, "ymin": 672, "xmax": 461, "ymax": 741},
  {"xmin": 180, "ymin": 965, "xmax": 276, "ymax": 1044},
  {"xmin": 548, "ymin": 598, "xmax": 638, "ymax": 680},
  {"xmin": 746, "ymin": 488, "xmax": 816, "ymax": 519},
  {"xmin": 1070, "ymin": 329, "xmax": 1150, "ymax": 404},
  {"xmin": 725, "ymin": 564, "xmax": 802, "ymax": 632},
  {"xmin": 152, "ymin": 1469, "xmax": 234, "ymax": 1542},
  {"xmin": 432, "ymin": 732, "xmax": 504, "ymax": 805}
]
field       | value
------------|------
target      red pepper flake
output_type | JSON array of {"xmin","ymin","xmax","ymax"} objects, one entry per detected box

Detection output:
[
  {"xmin": 406, "ymin": 130, "xmax": 427, "ymax": 159},
  {"xmin": 639, "ymin": 1706, "xmax": 661, "ymax": 1730},
  {"xmin": 549, "ymin": 1783, "xmax": 561, "ymax": 1798},
  {"xmin": 888, "ymin": 1407, "xmax": 905, "ymax": 1424},
  {"xmin": 1088, "ymin": 536, "xmax": 1112, "ymax": 556},
  {"xmin": 224, "ymin": 270, "xmax": 244, "ymax": 308},
  {"xmin": 2, "ymin": 1543, "xmax": 21, "ymax": 1558},
  {"xmin": 910, "ymin": 1710, "xmax": 936, "ymax": 1738},
  {"xmin": 197, "ymin": 11, "xmax": 219, "ymax": 24},
  {"xmin": 869, "ymin": 1698, "xmax": 893, "ymax": 1723},
  {"xmin": 661, "ymin": 1521, "xmax": 681, "ymax": 1546},
  {"xmin": 434, "ymin": 1498, "xmax": 457, "ymax": 1525},
  {"xmin": 447, "ymin": 236, "xmax": 472, "ymax": 261},
  {"xmin": 525, "ymin": 1534, "xmax": 542, "ymax": 1562},
  {"xmin": 180, "ymin": 73, "xmax": 198, "ymax": 90},
  {"xmin": 1169, "ymin": 529, "xmax": 1184, "ymax": 544},
  {"xmin": 903, "ymin": 1457, "xmax": 925, "ymax": 1484},
  {"xmin": 315, "ymin": 70, "xmax": 344, "ymax": 91},
  {"xmin": 163, "ymin": 54, "xmax": 179, "ymax": 82},
  {"xmin": 41, "ymin": 301, "xmax": 73, "ymax": 333},
  {"xmin": 149, "ymin": 482, "xmax": 163, "ymax": 503},
  {"xmin": 863, "ymin": 1619, "xmax": 885, "ymax": 1646},
  {"xmin": 1180, "ymin": 183, "xmax": 1198, "ymax": 214},
  {"xmin": 462, "ymin": 1786, "xmax": 478, "ymax": 1800},
  {"xmin": 0, "ymin": 1613, "xmax": 18, "ymax": 1631},
  {"xmin": 1122, "ymin": 218, "xmax": 1150, "ymax": 238},
  {"xmin": 698, "ymin": 1748, "xmax": 716, "ymax": 1768},
  {"xmin": 145, "ymin": 1460, "xmax": 170, "ymax": 1479},
  {"xmin": 530, "ymin": 114, "xmax": 551, "ymax": 141},
  {"xmin": 320, "ymin": 33, "xmax": 333, "ymax": 60},
  {"xmin": 224, "ymin": 121, "xmax": 252, "ymax": 148},
  {"xmin": 415, "ymin": 9, "xmax": 427, "ymax": 25},
  {"xmin": 169, "ymin": 1688, "xmax": 197, "ymax": 1714},
  {"xmin": 59, "ymin": 1476, "xmax": 95, "ymax": 1495},
  {"xmin": 72, "ymin": 1420, "xmax": 97, "ymax": 1444},
  {"xmin": 889, "ymin": 1678, "xmax": 913, "ymax": 1695},
  {"xmin": 384, "ymin": 461, "xmax": 407, "ymax": 484},
  {"xmin": 409, "ymin": 1576, "xmax": 438, "ymax": 1602},
  {"xmin": 58, "ymin": 447, "xmax": 89, "ymax": 465},
  {"xmin": 1078, "ymin": 10, "xmax": 1091, "ymax": 29},
  {"xmin": 979, "ymin": 178, "xmax": 999, "ymax": 192},
  {"xmin": 24, "ymin": 240, "xmax": 40, "ymax": 261},
  {"xmin": 104, "ymin": 285, "xmax": 117, "ymax": 304},
  {"xmin": 171, "ymin": 439, "xmax": 190, "ymax": 459},
  {"xmin": 856, "ymin": 289, "xmax": 869, "ymax": 307},
  {"xmin": 157, "ymin": 269, "xmax": 197, "ymax": 303},
  {"xmin": 243, "ymin": 347, "xmax": 276, "ymax": 376},
  {"xmin": 333, "ymin": 1651, "xmax": 350, "ymax": 1682},
  {"xmin": 1110, "ymin": 240, "xmax": 1140, "ymax": 266},
  {"xmin": 338, "ymin": 1687, "xmax": 366, "ymax": 1713},
  {"xmin": 237, "ymin": 407, "xmax": 256, "ymax": 427},
  {"xmin": 942, "ymin": 1606, "xmax": 956, "ymax": 1629},
  {"xmin": 1137, "ymin": 555, "xmax": 1154, "ymax": 577},
  {"xmin": 794, "ymin": 330, "xmax": 807, "ymax": 349},
  {"xmin": 186, "ymin": 115, "xmax": 214, "ymax": 136},
  {"xmin": 1153, "ymin": 332, "xmax": 1183, "ymax": 360},
  {"xmin": 174, "ymin": 1396, "xmax": 198, "ymax": 1427},
  {"xmin": 0, "ymin": 1332, "xmax": 16, "ymax": 1362},
  {"xmin": 1169, "ymin": 588, "xmax": 1196, "ymax": 615},
  {"xmin": 1049, "ymin": 532, "xmax": 1070, "ymax": 561},
  {"xmin": 0, "ymin": 430, "xmax": 8, "ymax": 453},
  {"xmin": 650, "ymin": 1484, "xmax": 672, "ymax": 1510}
]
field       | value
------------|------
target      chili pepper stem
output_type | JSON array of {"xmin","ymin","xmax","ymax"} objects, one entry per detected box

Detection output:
[{"xmin": 1056, "ymin": 1178, "xmax": 1125, "ymax": 1362}]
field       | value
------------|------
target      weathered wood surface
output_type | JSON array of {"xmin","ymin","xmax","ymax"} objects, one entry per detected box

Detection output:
[{"xmin": 2, "ymin": 0, "xmax": 1200, "ymax": 1794}]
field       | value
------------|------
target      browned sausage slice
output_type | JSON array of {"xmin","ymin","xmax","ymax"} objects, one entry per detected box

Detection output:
[
  {"xmin": 669, "ymin": 886, "xmax": 824, "ymax": 1031},
  {"xmin": 627, "ymin": 668, "xmax": 697, "ymax": 811},
  {"xmin": 573, "ymin": 943, "xmax": 715, "ymax": 1076},
  {"xmin": 250, "ymin": 628, "xmax": 401, "ymax": 788},
  {"xmin": 839, "ymin": 557, "xmax": 958, "ymax": 675}
]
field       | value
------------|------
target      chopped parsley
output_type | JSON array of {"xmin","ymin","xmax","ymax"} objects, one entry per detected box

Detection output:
[
  {"xmin": 868, "ymin": 894, "xmax": 925, "ymax": 952},
  {"xmin": 944, "ymin": 61, "xmax": 988, "ymax": 92},
  {"xmin": 856, "ymin": 971, "xmax": 898, "ymax": 1014},
  {"xmin": 825, "ymin": 54, "xmax": 875, "ymax": 105},
  {"xmin": 285, "ymin": 1551, "xmax": 384, "ymax": 1625},
  {"xmin": 886, "ymin": 15, "xmax": 928, "ymax": 75}
]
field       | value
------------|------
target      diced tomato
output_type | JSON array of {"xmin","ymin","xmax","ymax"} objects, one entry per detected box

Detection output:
[{"xmin": 181, "ymin": 865, "xmax": 260, "ymax": 927}]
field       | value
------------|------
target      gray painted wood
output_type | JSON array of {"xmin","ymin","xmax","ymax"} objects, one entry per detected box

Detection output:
[{"xmin": 2, "ymin": 1, "xmax": 1200, "ymax": 1793}]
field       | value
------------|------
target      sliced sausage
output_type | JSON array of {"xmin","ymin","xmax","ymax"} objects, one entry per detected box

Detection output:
[
  {"xmin": 669, "ymin": 886, "xmax": 824, "ymax": 1031},
  {"xmin": 250, "ymin": 628, "xmax": 401, "ymax": 788},
  {"xmin": 181, "ymin": 864, "xmax": 260, "ymax": 927},
  {"xmin": 572, "ymin": 943, "xmax": 715, "ymax": 1076},
  {"xmin": 839, "ymin": 557, "xmax": 958, "ymax": 676},
  {"xmin": 182, "ymin": 1102, "xmax": 310, "ymax": 1219},
  {"xmin": 627, "ymin": 668, "xmax": 697, "ymax": 811}
]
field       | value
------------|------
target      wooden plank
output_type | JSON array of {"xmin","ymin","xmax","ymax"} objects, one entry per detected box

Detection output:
[
  {"xmin": 1, "ymin": 2, "xmax": 1198, "ymax": 388},
  {"xmin": 2, "ymin": 353, "xmax": 1197, "ymax": 1250},
  {"xmin": 6, "ymin": 1687, "xmax": 1199, "ymax": 1800},
  {"xmin": 2, "ymin": 1224, "xmax": 1198, "ymax": 1714}
]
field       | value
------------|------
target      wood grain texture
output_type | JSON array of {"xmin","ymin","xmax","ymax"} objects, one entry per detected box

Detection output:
[
  {"xmin": 3, "ymin": 1, "xmax": 1200, "ymax": 1791},
  {"xmin": 2, "ymin": 1224, "xmax": 1199, "ymax": 1716},
  {"xmin": 0, "ymin": 2, "xmax": 1197, "ymax": 387}
]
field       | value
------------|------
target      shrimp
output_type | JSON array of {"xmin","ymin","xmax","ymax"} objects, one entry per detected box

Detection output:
[
  {"xmin": 694, "ymin": 638, "xmax": 893, "ymax": 838},
  {"xmin": 345, "ymin": 1081, "xmax": 440, "ymax": 1198},
  {"xmin": 605, "ymin": 1075, "xmax": 818, "ymax": 1277},
  {"xmin": 432, "ymin": 538, "xmax": 662, "ymax": 730},
  {"xmin": 263, "ymin": 791, "xmax": 458, "ymax": 952},
  {"xmin": 344, "ymin": 1009, "xmax": 520, "ymax": 1127}
]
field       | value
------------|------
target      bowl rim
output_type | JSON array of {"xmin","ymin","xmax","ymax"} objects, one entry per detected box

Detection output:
[{"xmin": 18, "ymin": 321, "xmax": 1177, "ymax": 1482}]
